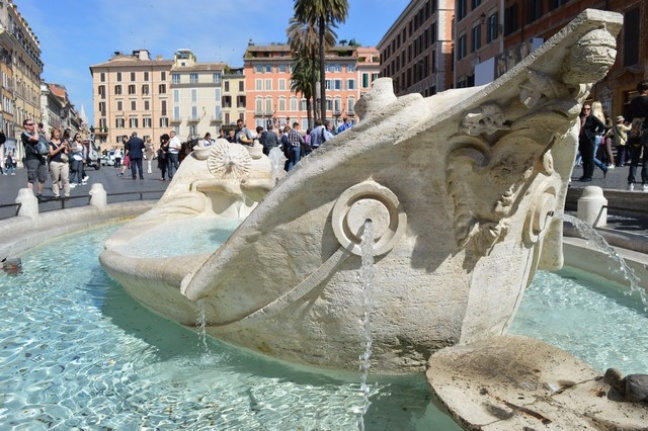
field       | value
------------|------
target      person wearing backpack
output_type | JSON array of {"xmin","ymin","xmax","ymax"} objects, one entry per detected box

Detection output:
[
  {"xmin": 21, "ymin": 119, "xmax": 48, "ymax": 200},
  {"xmin": 626, "ymin": 80, "xmax": 648, "ymax": 191}
]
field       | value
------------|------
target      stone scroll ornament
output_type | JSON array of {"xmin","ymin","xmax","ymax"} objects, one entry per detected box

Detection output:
[{"xmin": 446, "ymin": 26, "xmax": 617, "ymax": 257}]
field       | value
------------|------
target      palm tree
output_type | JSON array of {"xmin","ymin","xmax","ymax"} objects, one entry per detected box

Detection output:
[
  {"xmin": 290, "ymin": 56, "xmax": 315, "ymax": 129},
  {"xmin": 294, "ymin": 0, "xmax": 349, "ymax": 122},
  {"xmin": 287, "ymin": 16, "xmax": 336, "ymax": 129}
]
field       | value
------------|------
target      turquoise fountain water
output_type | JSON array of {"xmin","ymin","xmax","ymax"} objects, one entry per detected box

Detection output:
[{"xmin": 1, "ymin": 223, "xmax": 646, "ymax": 429}]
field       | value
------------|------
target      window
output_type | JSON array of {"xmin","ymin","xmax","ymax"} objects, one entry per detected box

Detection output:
[
  {"xmin": 144, "ymin": 100, "xmax": 150, "ymax": 111},
  {"xmin": 334, "ymin": 79, "xmax": 342, "ymax": 90},
  {"xmin": 159, "ymin": 84, "xmax": 166, "ymax": 94},
  {"xmin": 190, "ymin": 73, "xmax": 198, "ymax": 84},
  {"xmin": 214, "ymin": 106, "xmax": 222, "ymax": 120},
  {"xmin": 173, "ymin": 107, "xmax": 180, "ymax": 121},
  {"xmin": 143, "ymin": 117, "xmax": 152, "ymax": 128},
  {"xmin": 130, "ymin": 72, "xmax": 136, "ymax": 81},
  {"xmin": 362, "ymin": 74, "xmax": 370, "ymax": 88},
  {"xmin": 142, "ymin": 84, "xmax": 149, "ymax": 95},
  {"xmin": 326, "ymin": 98, "xmax": 332, "ymax": 111},
  {"xmin": 265, "ymin": 65, "xmax": 272, "ymax": 73},
  {"xmin": 98, "ymin": 85, "xmax": 105, "ymax": 99},
  {"xmin": 239, "ymin": 81, "xmax": 244, "ymax": 92},
  {"xmin": 527, "ymin": 0, "xmax": 542, "ymax": 23},
  {"xmin": 457, "ymin": 34, "xmax": 467, "ymax": 59},
  {"xmin": 457, "ymin": 0, "xmax": 467, "ymax": 21},
  {"xmin": 117, "ymin": 101, "xmax": 123, "ymax": 111},
  {"xmin": 471, "ymin": 0, "xmax": 481, "ymax": 8},
  {"xmin": 347, "ymin": 64, "xmax": 356, "ymax": 73},
  {"xmin": 505, "ymin": 3, "xmax": 519, "ymax": 35},
  {"xmin": 215, "ymin": 88, "xmax": 221, "ymax": 101},
  {"xmin": 325, "ymin": 79, "xmax": 332, "ymax": 90},
  {"xmin": 191, "ymin": 106, "xmax": 198, "ymax": 120},
  {"xmin": 160, "ymin": 117, "xmax": 169, "ymax": 127},
  {"xmin": 347, "ymin": 79, "xmax": 355, "ymax": 90},
  {"xmin": 98, "ymin": 101, "xmax": 105, "ymax": 114},
  {"xmin": 172, "ymin": 73, "xmax": 180, "ymax": 84},
  {"xmin": 256, "ymin": 98, "xmax": 263, "ymax": 113},
  {"xmin": 278, "ymin": 79, "xmax": 286, "ymax": 90},
  {"xmin": 213, "ymin": 72, "xmax": 221, "ymax": 83},
  {"xmin": 290, "ymin": 97, "xmax": 298, "ymax": 111},
  {"xmin": 224, "ymin": 81, "xmax": 230, "ymax": 92},
  {"xmin": 265, "ymin": 79, "xmax": 272, "ymax": 90},
  {"xmin": 278, "ymin": 64, "xmax": 287, "ymax": 73},
  {"xmin": 115, "ymin": 85, "xmax": 122, "ymax": 95},
  {"xmin": 333, "ymin": 98, "xmax": 342, "ymax": 114},
  {"xmin": 623, "ymin": 8, "xmax": 639, "ymax": 66},
  {"xmin": 264, "ymin": 97, "xmax": 272, "ymax": 114},
  {"xmin": 191, "ymin": 89, "xmax": 197, "ymax": 102},
  {"xmin": 347, "ymin": 97, "xmax": 355, "ymax": 114},
  {"xmin": 487, "ymin": 12, "xmax": 499, "ymax": 43},
  {"xmin": 161, "ymin": 100, "xmax": 167, "ymax": 116},
  {"xmin": 300, "ymin": 98, "xmax": 307, "ymax": 111},
  {"xmin": 471, "ymin": 24, "xmax": 481, "ymax": 52},
  {"xmin": 255, "ymin": 65, "xmax": 263, "ymax": 73},
  {"xmin": 100, "ymin": 72, "xmax": 105, "ymax": 82},
  {"xmin": 116, "ymin": 118, "xmax": 125, "ymax": 128},
  {"xmin": 173, "ymin": 89, "xmax": 179, "ymax": 103},
  {"xmin": 116, "ymin": 72, "xmax": 122, "ymax": 82},
  {"xmin": 128, "ymin": 84, "xmax": 136, "ymax": 95},
  {"xmin": 222, "ymin": 95, "xmax": 231, "ymax": 108},
  {"xmin": 255, "ymin": 79, "xmax": 262, "ymax": 91},
  {"xmin": 99, "ymin": 118, "xmax": 107, "ymax": 129},
  {"xmin": 278, "ymin": 97, "xmax": 286, "ymax": 111},
  {"xmin": 131, "ymin": 101, "xmax": 136, "ymax": 110},
  {"xmin": 129, "ymin": 117, "xmax": 138, "ymax": 128},
  {"xmin": 144, "ymin": 71, "xmax": 149, "ymax": 81},
  {"xmin": 237, "ymin": 95, "xmax": 246, "ymax": 108},
  {"xmin": 224, "ymin": 113, "xmax": 230, "ymax": 124},
  {"xmin": 161, "ymin": 71, "xmax": 166, "ymax": 81}
]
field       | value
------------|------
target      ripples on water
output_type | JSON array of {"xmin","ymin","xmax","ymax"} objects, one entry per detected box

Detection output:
[{"xmin": 0, "ymin": 225, "xmax": 461, "ymax": 430}]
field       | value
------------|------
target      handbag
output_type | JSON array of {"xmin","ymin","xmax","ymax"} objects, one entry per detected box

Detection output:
[
  {"xmin": 61, "ymin": 153, "xmax": 69, "ymax": 163},
  {"xmin": 35, "ymin": 135, "xmax": 50, "ymax": 155}
]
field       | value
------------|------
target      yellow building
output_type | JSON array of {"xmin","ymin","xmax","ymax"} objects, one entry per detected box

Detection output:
[{"xmin": 90, "ymin": 50, "xmax": 173, "ymax": 148}]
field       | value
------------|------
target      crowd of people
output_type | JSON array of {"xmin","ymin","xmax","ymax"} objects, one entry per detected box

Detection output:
[{"xmin": 576, "ymin": 79, "xmax": 648, "ymax": 191}]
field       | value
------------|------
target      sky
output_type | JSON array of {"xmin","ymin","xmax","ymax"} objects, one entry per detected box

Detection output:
[{"xmin": 14, "ymin": 0, "xmax": 411, "ymax": 126}]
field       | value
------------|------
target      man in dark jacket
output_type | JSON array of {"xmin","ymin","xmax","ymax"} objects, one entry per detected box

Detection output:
[
  {"xmin": 626, "ymin": 80, "xmax": 648, "ymax": 190},
  {"xmin": 125, "ymin": 131, "xmax": 145, "ymax": 179}
]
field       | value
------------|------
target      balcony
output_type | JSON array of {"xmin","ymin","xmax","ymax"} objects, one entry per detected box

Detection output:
[
  {"xmin": 170, "ymin": 116, "xmax": 182, "ymax": 124},
  {"xmin": 210, "ymin": 116, "xmax": 222, "ymax": 124},
  {"xmin": 187, "ymin": 116, "xmax": 200, "ymax": 123}
]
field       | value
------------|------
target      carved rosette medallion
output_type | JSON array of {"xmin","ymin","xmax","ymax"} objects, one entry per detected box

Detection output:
[
  {"xmin": 207, "ymin": 142, "xmax": 252, "ymax": 179},
  {"xmin": 331, "ymin": 181, "xmax": 407, "ymax": 256}
]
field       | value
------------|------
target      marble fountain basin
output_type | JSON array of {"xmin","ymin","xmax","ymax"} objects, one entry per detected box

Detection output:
[{"xmin": 100, "ymin": 9, "xmax": 622, "ymax": 374}]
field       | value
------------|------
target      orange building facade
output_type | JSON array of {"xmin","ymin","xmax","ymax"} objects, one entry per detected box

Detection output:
[{"xmin": 243, "ymin": 43, "xmax": 379, "ymax": 131}]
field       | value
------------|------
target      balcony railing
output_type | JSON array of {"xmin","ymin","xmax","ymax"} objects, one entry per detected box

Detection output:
[
  {"xmin": 187, "ymin": 116, "xmax": 200, "ymax": 123},
  {"xmin": 170, "ymin": 116, "xmax": 182, "ymax": 124}
]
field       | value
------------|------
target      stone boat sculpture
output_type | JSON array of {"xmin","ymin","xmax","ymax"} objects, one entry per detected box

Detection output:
[{"xmin": 100, "ymin": 9, "xmax": 621, "ymax": 373}]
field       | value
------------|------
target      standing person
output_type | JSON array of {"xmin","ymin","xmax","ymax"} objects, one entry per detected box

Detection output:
[
  {"xmin": 578, "ymin": 104, "xmax": 607, "ymax": 182},
  {"xmin": 308, "ymin": 119, "xmax": 325, "ymax": 154},
  {"xmin": 21, "ymin": 119, "xmax": 48, "ymax": 199},
  {"xmin": 285, "ymin": 122, "xmax": 305, "ymax": 171},
  {"xmin": 200, "ymin": 132, "xmax": 213, "ymax": 147},
  {"xmin": 323, "ymin": 120, "xmax": 335, "ymax": 142},
  {"xmin": 261, "ymin": 123, "xmax": 280, "ymax": 155},
  {"xmin": 612, "ymin": 115, "xmax": 631, "ymax": 167},
  {"xmin": 117, "ymin": 135, "xmax": 130, "ymax": 177},
  {"xmin": 113, "ymin": 146, "xmax": 123, "ymax": 168},
  {"xmin": 626, "ymin": 79, "xmax": 648, "ymax": 191},
  {"xmin": 235, "ymin": 119, "xmax": 253, "ymax": 146},
  {"xmin": 217, "ymin": 129, "xmax": 226, "ymax": 140},
  {"xmin": 226, "ymin": 129, "xmax": 236, "ymax": 143},
  {"xmin": 69, "ymin": 134, "xmax": 86, "ymax": 187},
  {"xmin": 125, "ymin": 132, "xmax": 145, "ymax": 180},
  {"xmin": 48, "ymin": 128, "xmax": 70, "ymax": 199},
  {"xmin": 168, "ymin": 130, "xmax": 181, "ymax": 179},
  {"xmin": 144, "ymin": 136, "xmax": 155, "ymax": 174},
  {"xmin": 5, "ymin": 152, "xmax": 15, "ymax": 175},
  {"xmin": 336, "ymin": 117, "xmax": 352, "ymax": 134},
  {"xmin": 158, "ymin": 133, "xmax": 170, "ymax": 181}
]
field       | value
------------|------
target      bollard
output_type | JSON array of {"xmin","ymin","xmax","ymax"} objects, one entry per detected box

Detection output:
[
  {"xmin": 15, "ymin": 188, "xmax": 39, "ymax": 220},
  {"xmin": 577, "ymin": 186, "xmax": 607, "ymax": 227},
  {"xmin": 89, "ymin": 183, "xmax": 107, "ymax": 211}
]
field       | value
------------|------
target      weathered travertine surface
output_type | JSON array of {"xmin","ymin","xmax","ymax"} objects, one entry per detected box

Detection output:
[
  {"xmin": 426, "ymin": 335, "xmax": 648, "ymax": 430},
  {"xmin": 101, "ymin": 9, "xmax": 622, "ymax": 373}
]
